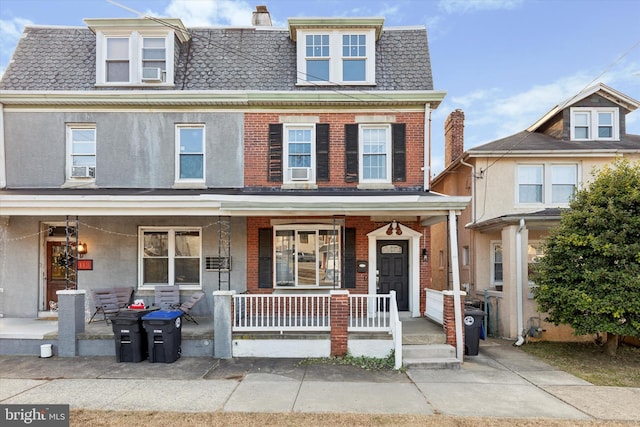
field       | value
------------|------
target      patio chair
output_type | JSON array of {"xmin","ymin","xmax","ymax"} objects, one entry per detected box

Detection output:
[
  {"xmin": 171, "ymin": 291, "xmax": 205, "ymax": 324},
  {"xmin": 154, "ymin": 286, "xmax": 180, "ymax": 309},
  {"xmin": 89, "ymin": 288, "xmax": 122, "ymax": 324}
]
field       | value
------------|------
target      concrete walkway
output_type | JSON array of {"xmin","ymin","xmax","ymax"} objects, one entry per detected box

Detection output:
[{"xmin": 0, "ymin": 338, "xmax": 638, "ymax": 422}]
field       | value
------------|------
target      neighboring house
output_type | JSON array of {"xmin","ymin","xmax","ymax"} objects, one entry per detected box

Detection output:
[
  {"xmin": 431, "ymin": 84, "xmax": 640, "ymax": 341},
  {"xmin": 0, "ymin": 7, "xmax": 469, "ymax": 321}
]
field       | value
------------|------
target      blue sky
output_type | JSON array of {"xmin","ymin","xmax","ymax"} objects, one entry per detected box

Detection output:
[{"xmin": 1, "ymin": 0, "xmax": 639, "ymax": 175}]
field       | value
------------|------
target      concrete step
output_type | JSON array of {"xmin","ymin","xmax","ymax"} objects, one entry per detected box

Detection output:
[{"xmin": 402, "ymin": 344, "xmax": 461, "ymax": 369}]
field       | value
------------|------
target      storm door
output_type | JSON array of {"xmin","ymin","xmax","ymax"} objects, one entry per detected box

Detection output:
[
  {"xmin": 46, "ymin": 241, "xmax": 75, "ymax": 310},
  {"xmin": 376, "ymin": 240, "xmax": 409, "ymax": 311}
]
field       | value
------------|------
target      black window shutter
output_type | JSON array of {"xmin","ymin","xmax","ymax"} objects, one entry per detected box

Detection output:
[
  {"xmin": 268, "ymin": 124, "xmax": 283, "ymax": 182},
  {"xmin": 316, "ymin": 123, "xmax": 330, "ymax": 181},
  {"xmin": 392, "ymin": 123, "xmax": 406, "ymax": 182},
  {"xmin": 344, "ymin": 124, "xmax": 359, "ymax": 183},
  {"xmin": 258, "ymin": 228, "xmax": 273, "ymax": 288},
  {"xmin": 343, "ymin": 228, "xmax": 356, "ymax": 288}
]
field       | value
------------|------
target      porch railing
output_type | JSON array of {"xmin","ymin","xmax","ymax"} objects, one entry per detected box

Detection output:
[
  {"xmin": 233, "ymin": 294, "xmax": 330, "ymax": 332},
  {"xmin": 348, "ymin": 292, "xmax": 402, "ymax": 369},
  {"xmin": 425, "ymin": 288, "xmax": 444, "ymax": 324}
]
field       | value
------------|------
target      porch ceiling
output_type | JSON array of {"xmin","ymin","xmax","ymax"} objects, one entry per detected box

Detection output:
[{"xmin": 0, "ymin": 191, "xmax": 470, "ymax": 217}]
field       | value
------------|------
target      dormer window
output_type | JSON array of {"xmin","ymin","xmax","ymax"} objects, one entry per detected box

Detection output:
[
  {"xmin": 85, "ymin": 18, "xmax": 190, "ymax": 87},
  {"xmin": 570, "ymin": 107, "xmax": 619, "ymax": 141},
  {"xmin": 289, "ymin": 17, "xmax": 383, "ymax": 86}
]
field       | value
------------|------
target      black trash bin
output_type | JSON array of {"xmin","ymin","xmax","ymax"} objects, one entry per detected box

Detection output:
[
  {"xmin": 111, "ymin": 308, "xmax": 156, "ymax": 362},
  {"xmin": 142, "ymin": 309, "xmax": 183, "ymax": 363},
  {"xmin": 463, "ymin": 307, "xmax": 485, "ymax": 356}
]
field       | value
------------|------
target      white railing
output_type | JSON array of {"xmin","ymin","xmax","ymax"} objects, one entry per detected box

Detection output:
[
  {"xmin": 348, "ymin": 294, "xmax": 391, "ymax": 331},
  {"xmin": 425, "ymin": 288, "xmax": 444, "ymax": 325},
  {"xmin": 233, "ymin": 294, "xmax": 330, "ymax": 332},
  {"xmin": 348, "ymin": 292, "xmax": 402, "ymax": 369}
]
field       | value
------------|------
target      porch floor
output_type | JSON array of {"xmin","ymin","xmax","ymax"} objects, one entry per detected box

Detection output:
[{"xmin": 0, "ymin": 314, "xmax": 443, "ymax": 342}]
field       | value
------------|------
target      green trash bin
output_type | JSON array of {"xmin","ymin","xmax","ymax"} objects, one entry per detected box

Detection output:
[{"xmin": 142, "ymin": 309, "xmax": 183, "ymax": 363}]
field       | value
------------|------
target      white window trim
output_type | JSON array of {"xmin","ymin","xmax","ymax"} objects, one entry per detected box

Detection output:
[
  {"xmin": 516, "ymin": 163, "xmax": 580, "ymax": 207},
  {"xmin": 490, "ymin": 241, "xmax": 503, "ymax": 287},
  {"xmin": 273, "ymin": 224, "xmax": 342, "ymax": 289},
  {"xmin": 96, "ymin": 30, "xmax": 175, "ymax": 86},
  {"xmin": 570, "ymin": 107, "xmax": 619, "ymax": 141},
  {"xmin": 174, "ymin": 124, "xmax": 206, "ymax": 186},
  {"xmin": 65, "ymin": 123, "xmax": 96, "ymax": 183},
  {"xmin": 359, "ymin": 124, "xmax": 392, "ymax": 184},
  {"xmin": 283, "ymin": 123, "xmax": 316, "ymax": 184},
  {"xmin": 296, "ymin": 29, "xmax": 376, "ymax": 85},
  {"xmin": 138, "ymin": 226, "xmax": 202, "ymax": 290}
]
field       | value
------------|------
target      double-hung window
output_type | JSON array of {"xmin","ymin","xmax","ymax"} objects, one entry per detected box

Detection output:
[
  {"xmin": 67, "ymin": 124, "xmax": 96, "ymax": 180},
  {"xmin": 570, "ymin": 107, "xmax": 619, "ymax": 141},
  {"xmin": 517, "ymin": 164, "xmax": 577, "ymax": 205},
  {"xmin": 296, "ymin": 29, "xmax": 375, "ymax": 85},
  {"xmin": 517, "ymin": 165, "xmax": 543, "ymax": 203},
  {"xmin": 274, "ymin": 225, "xmax": 341, "ymax": 287},
  {"xmin": 141, "ymin": 37, "xmax": 166, "ymax": 81},
  {"xmin": 361, "ymin": 126, "xmax": 391, "ymax": 182},
  {"xmin": 175, "ymin": 125, "xmax": 205, "ymax": 183},
  {"xmin": 284, "ymin": 125, "xmax": 314, "ymax": 183},
  {"xmin": 106, "ymin": 37, "xmax": 130, "ymax": 83},
  {"xmin": 140, "ymin": 227, "xmax": 201, "ymax": 289}
]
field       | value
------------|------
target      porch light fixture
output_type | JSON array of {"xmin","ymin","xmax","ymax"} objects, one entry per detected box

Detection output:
[
  {"xmin": 386, "ymin": 220, "xmax": 402, "ymax": 236},
  {"xmin": 422, "ymin": 248, "xmax": 428, "ymax": 262},
  {"xmin": 77, "ymin": 242, "xmax": 88, "ymax": 257}
]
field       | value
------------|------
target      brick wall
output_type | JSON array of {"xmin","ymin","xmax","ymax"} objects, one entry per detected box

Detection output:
[
  {"xmin": 444, "ymin": 109, "xmax": 464, "ymax": 168},
  {"xmin": 244, "ymin": 112, "xmax": 425, "ymax": 188},
  {"xmin": 330, "ymin": 290, "xmax": 349, "ymax": 356}
]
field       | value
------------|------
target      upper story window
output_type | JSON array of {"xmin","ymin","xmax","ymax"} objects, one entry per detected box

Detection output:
[
  {"xmin": 66, "ymin": 124, "xmax": 96, "ymax": 181},
  {"xmin": 517, "ymin": 164, "xmax": 578, "ymax": 205},
  {"xmin": 284, "ymin": 124, "xmax": 315, "ymax": 183},
  {"xmin": 570, "ymin": 107, "xmax": 619, "ymax": 141},
  {"xmin": 297, "ymin": 30, "xmax": 375, "ymax": 85},
  {"xmin": 86, "ymin": 18, "xmax": 189, "ymax": 87},
  {"xmin": 175, "ymin": 125, "xmax": 205, "ymax": 183},
  {"xmin": 360, "ymin": 125, "xmax": 391, "ymax": 183},
  {"xmin": 106, "ymin": 37, "xmax": 129, "ymax": 82}
]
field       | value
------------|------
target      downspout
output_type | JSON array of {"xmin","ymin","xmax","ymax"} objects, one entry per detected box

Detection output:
[
  {"xmin": 424, "ymin": 103, "xmax": 431, "ymax": 191},
  {"xmin": 515, "ymin": 218, "xmax": 525, "ymax": 346},
  {"xmin": 448, "ymin": 210, "xmax": 464, "ymax": 362},
  {"xmin": 0, "ymin": 103, "xmax": 6, "ymax": 189}
]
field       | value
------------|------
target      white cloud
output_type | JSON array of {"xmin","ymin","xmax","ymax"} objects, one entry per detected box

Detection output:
[
  {"xmin": 438, "ymin": 0, "xmax": 523, "ymax": 14},
  {"xmin": 164, "ymin": 0, "xmax": 253, "ymax": 27}
]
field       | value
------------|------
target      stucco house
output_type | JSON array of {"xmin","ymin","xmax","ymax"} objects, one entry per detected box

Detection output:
[
  {"xmin": 430, "ymin": 83, "xmax": 640, "ymax": 342},
  {"xmin": 0, "ymin": 8, "xmax": 470, "ymax": 358}
]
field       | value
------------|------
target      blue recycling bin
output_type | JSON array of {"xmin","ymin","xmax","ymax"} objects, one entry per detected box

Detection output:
[{"xmin": 142, "ymin": 309, "xmax": 183, "ymax": 363}]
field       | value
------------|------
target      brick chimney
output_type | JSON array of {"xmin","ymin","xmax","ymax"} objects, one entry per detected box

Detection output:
[
  {"xmin": 444, "ymin": 109, "xmax": 465, "ymax": 167},
  {"xmin": 252, "ymin": 5, "xmax": 272, "ymax": 26}
]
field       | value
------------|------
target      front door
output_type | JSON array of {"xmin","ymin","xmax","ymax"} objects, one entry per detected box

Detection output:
[
  {"xmin": 46, "ymin": 242, "xmax": 74, "ymax": 310},
  {"xmin": 377, "ymin": 240, "xmax": 409, "ymax": 311}
]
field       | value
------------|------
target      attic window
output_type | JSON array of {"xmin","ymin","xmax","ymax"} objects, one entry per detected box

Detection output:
[
  {"xmin": 570, "ymin": 107, "xmax": 619, "ymax": 141},
  {"xmin": 296, "ymin": 29, "xmax": 376, "ymax": 85}
]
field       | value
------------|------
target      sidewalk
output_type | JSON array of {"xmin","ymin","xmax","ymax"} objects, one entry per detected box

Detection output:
[{"xmin": 0, "ymin": 339, "xmax": 638, "ymax": 422}]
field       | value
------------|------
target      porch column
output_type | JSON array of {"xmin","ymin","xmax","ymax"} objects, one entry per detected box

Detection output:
[
  {"xmin": 330, "ymin": 290, "xmax": 349, "ymax": 357},
  {"xmin": 443, "ymin": 290, "xmax": 466, "ymax": 348},
  {"xmin": 448, "ymin": 210, "xmax": 464, "ymax": 362},
  {"xmin": 57, "ymin": 289, "xmax": 85, "ymax": 357},
  {"xmin": 213, "ymin": 290, "xmax": 235, "ymax": 359}
]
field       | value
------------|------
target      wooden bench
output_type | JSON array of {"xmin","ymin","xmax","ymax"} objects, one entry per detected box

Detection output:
[{"xmin": 89, "ymin": 287, "xmax": 134, "ymax": 324}]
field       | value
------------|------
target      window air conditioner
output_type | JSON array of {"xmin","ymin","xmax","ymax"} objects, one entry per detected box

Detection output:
[
  {"xmin": 142, "ymin": 67, "xmax": 162, "ymax": 81},
  {"xmin": 71, "ymin": 166, "xmax": 96, "ymax": 178},
  {"xmin": 290, "ymin": 167, "xmax": 310, "ymax": 181}
]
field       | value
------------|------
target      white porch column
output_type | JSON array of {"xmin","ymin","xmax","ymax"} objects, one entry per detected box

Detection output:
[{"xmin": 448, "ymin": 210, "xmax": 464, "ymax": 362}]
